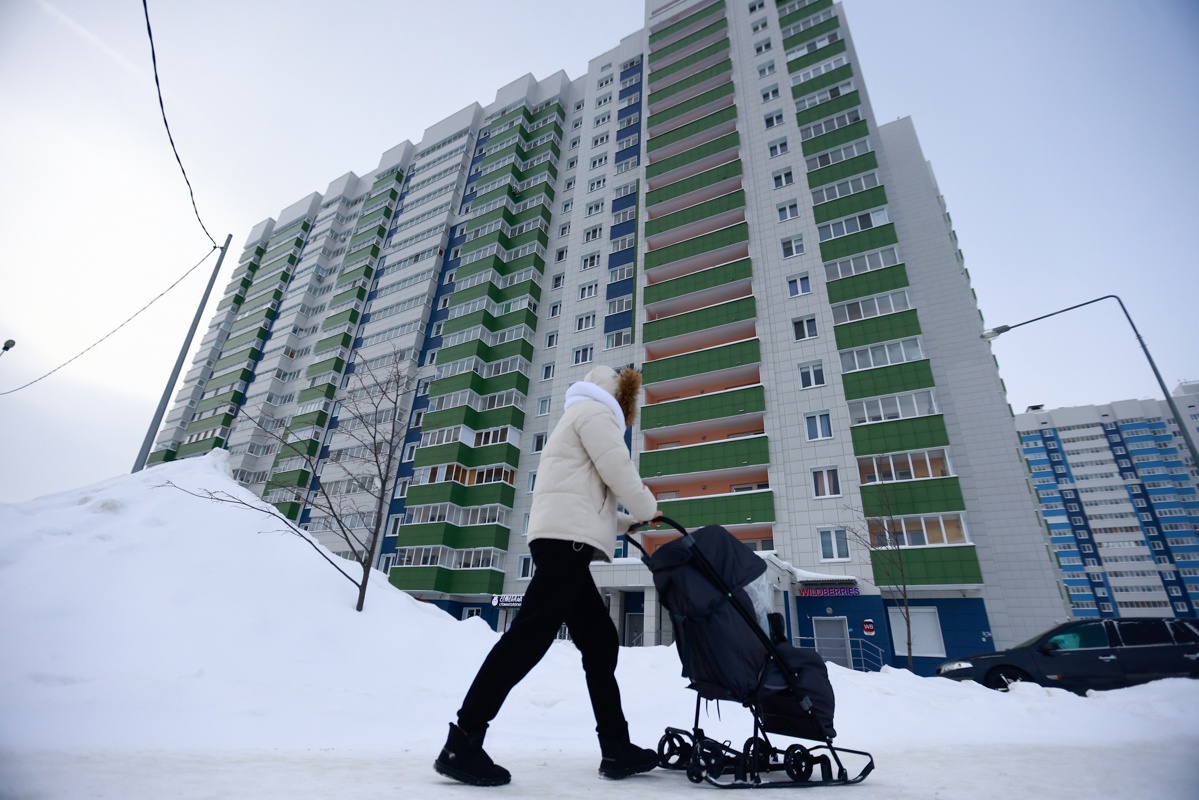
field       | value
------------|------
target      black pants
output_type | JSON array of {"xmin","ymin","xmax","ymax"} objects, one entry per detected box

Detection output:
[{"xmin": 457, "ymin": 538, "xmax": 628, "ymax": 739}]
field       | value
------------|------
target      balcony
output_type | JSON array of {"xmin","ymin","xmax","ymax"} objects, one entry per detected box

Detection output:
[
  {"xmin": 643, "ymin": 296, "xmax": 756, "ymax": 360},
  {"xmin": 640, "ymin": 434, "xmax": 770, "ymax": 479}
]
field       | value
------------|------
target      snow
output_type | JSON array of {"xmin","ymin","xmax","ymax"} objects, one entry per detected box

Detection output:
[{"xmin": 1, "ymin": 452, "xmax": 1197, "ymax": 799}]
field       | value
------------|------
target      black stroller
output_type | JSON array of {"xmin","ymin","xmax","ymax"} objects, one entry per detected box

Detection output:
[{"xmin": 625, "ymin": 518, "xmax": 874, "ymax": 788}]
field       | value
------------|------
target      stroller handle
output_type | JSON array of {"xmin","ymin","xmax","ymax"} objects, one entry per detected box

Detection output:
[{"xmin": 622, "ymin": 516, "xmax": 690, "ymax": 561}]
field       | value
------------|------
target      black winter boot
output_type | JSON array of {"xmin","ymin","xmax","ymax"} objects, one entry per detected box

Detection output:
[
  {"xmin": 598, "ymin": 731, "xmax": 658, "ymax": 780},
  {"xmin": 434, "ymin": 723, "xmax": 511, "ymax": 786}
]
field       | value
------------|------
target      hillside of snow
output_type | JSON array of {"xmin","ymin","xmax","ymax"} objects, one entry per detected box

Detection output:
[{"xmin": 1, "ymin": 451, "xmax": 1197, "ymax": 799}]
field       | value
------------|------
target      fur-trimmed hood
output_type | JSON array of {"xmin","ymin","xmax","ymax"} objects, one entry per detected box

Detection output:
[{"xmin": 576, "ymin": 364, "xmax": 641, "ymax": 429}]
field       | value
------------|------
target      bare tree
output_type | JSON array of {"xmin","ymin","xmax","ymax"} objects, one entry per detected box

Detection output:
[
  {"xmin": 239, "ymin": 347, "xmax": 418, "ymax": 611},
  {"xmin": 843, "ymin": 486, "xmax": 914, "ymax": 671}
]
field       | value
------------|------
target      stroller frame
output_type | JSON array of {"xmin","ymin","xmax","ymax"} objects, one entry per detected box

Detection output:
[{"xmin": 626, "ymin": 518, "xmax": 874, "ymax": 789}]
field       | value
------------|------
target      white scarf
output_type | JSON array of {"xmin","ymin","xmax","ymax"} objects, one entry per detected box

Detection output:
[{"xmin": 563, "ymin": 381, "xmax": 626, "ymax": 435}]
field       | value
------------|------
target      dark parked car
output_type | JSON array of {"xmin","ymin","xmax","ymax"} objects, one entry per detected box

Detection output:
[{"xmin": 936, "ymin": 618, "xmax": 1199, "ymax": 693}]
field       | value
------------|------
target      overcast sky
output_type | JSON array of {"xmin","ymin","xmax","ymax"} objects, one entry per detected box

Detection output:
[{"xmin": 1, "ymin": 0, "xmax": 1196, "ymax": 503}]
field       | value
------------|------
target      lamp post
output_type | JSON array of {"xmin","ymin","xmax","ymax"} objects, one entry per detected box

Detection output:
[
  {"xmin": 0, "ymin": 339, "xmax": 14, "ymax": 358},
  {"xmin": 982, "ymin": 294, "xmax": 1198, "ymax": 476}
]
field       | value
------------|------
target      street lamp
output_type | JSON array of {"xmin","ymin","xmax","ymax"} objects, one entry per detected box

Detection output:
[
  {"xmin": 982, "ymin": 294, "xmax": 1198, "ymax": 476},
  {"xmin": 0, "ymin": 339, "xmax": 14, "ymax": 358}
]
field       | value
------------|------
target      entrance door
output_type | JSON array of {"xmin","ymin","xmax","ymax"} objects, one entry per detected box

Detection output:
[
  {"xmin": 624, "ymin": 613, "xmax": 644, "ymax": 647},
  {"xmin": 812, "ymin": 617, "xmax": 851, "ymax": 668}
]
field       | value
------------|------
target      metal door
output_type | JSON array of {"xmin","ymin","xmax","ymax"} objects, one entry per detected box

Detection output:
[
  {"xmin": 624, "ymin": 613, "xmax": 644, "ymax": 647},
  {"xmin": 812, "ymin": 616, "xmax": 851, "ymax": 668}
]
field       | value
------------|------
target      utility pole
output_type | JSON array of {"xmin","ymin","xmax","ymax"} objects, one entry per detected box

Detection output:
[{"xmin": 132, "ymin": 233, "xmax": 232, "ymax": 472}]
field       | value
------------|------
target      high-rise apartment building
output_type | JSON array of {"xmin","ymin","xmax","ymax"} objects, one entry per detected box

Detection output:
[
  {"xmin": 1014, "ymin": 383, "xmax": 1199, "ymax": 619},
  {"xmin": 147, "ymin": 0, "xmax": 1068, "ymax": 674}
]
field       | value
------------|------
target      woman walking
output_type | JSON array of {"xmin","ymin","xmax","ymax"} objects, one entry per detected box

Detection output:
[{"xmin": 434, "ymin": 365, "xmax": 661, "ymax": 786}]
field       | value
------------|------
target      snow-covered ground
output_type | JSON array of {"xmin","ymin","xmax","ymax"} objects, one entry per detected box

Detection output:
[{"xmin": 1, "ymin": 452, "xmax": 1197, "ymax": 799}]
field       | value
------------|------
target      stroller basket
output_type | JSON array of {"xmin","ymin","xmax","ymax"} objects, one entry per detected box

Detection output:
[{"xmin": 626, "ymin": 517, "xmax": 874, "ymax": 788}]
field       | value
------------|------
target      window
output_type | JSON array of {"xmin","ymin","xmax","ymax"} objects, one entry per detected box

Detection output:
[
  {"xmin": 608, "ymin": 296, "xmax": 633, "ymax": 315},
  {"xmin": 563, "ymin": 177, "xmax": 576, "ymax": 191},
  {"xmin": 806, "ymin": 412, "xmax": 833, "ymax": 441},
  {"xmin": 848, "ymin": 390, "xmax": 936, "ymax": 426},
  {"xmin": 778, "ymin": 201, "xmax": 800, "ymax": 221},
  {"xmin": 562, "ymin": 200, "xmax": 573, "ymax": 213},
  {"xmin": 752, "ymin": 19, "xmax": 769, "ymax": 33},
  {"xmin": 840, "ymin": 337, "xmax": 923, "ymax": 372},
  {"xmin": 578, "ymin": 283, "xmax": 598, "ymax": 301},
  {"xmin": 556, "ymin": 247, "xmax": 568, "ymax": 262},
  {"xmin": 773, "ymin": 169, "xmax": 794, "ymax": 188},
  {"xmin": 566, "ymin": 156, "xmax": 578, "ymax": 170},
  {"xmin": 758, "ymin": 61, "xmax": 776, "ymax": 78},
  {"xmin": 545, "ymin": 332, "xmax": 558, "ymax": 348},
  {"xmin": 610, "ymin": 264, "xmax": 634, "ymax": 282},
  {"xmin": 765, "ymin": 111, "xmax": 784, "ymax": 129},
  {"xmin": 588, "ymin": 177, "xmax": 607, "ymax": 192},
  {"xmin": 824, "ymin": 246, "xmax": 900, "ymax": 281},
  {"xmin": 551, "ymin": 272, "xmax": 565, "ymax": 289},
  {"xmin": 403, "ymin": 442, "xmax": 418, "ymax": 462},
  {"xmin": 762, "ymin": 85, "xmax": 780, "ymax": 102},
  {"xmin": 819, "ymin": 209, "xmax": 889, "ymax": 241},
  {"xmin": 558, "ymin": 223, "xmax": 571, "ymax": 237},
  {"xmin": 831, "ymin": 290, "xmax": 911, "ymax": 325},
  {"xmin": 542, "ymin": 363, "xmax": 555, "ymax": 380},
  {"xmin": 888, "ymin": 607, "xmax": 946, "ymax": 658},
  {"xmin": 597, "ymin": 74, "xmax": 613, "ymax": 88},
  {"xmin": 605, "ymin": 329, "xmax": 632, "ymax": 349},
  {"xmin": 527, "ymin": 471, "xmax": 538, "ymax": 492},
  {"xmin": 812, "ymin": 467, "xmax": 841, "ymax": 497},
  {"xmin": 748, "ymin": 0, "xmax": 764, "ymax": 11},
  {"xmin": 819, "ymin": 528, "xmax": 849, "ymax": 561},
  {"xmin": 518, "ymin": 554, "xmax": 534, "ymax": 579},
  {"xmin": 581, "ymin": 252, "xmax": 602, "ymax": 270},
  {"xmin": 584, "ymin": 225, "xmax": 603, "ymax": 242},
  {"xmin": 755, "ymin": 39, "xmax": 772, "ymax": 55},
  {"xmin": 769, "ymin": 139, "xmax": 789, "ymax": 158},
  {"xmin": 586, "ymin": 200, "xmax": 604, "ymax": 216},
  {"xmin": 800, "ymin": 107, "xmax": 862, "ymax": 141},
  {"xmin": 811, "ymin": 171, "xmax": 880, "ymax": 205},
  {"xmin": 798, "ymin": 360, "xmax": 825, "ymax": 388},
  {"xmin": 576, "ymin": 313, "xmax": 596, "ymax": 331},
  {"xmin": 592, "ymin": 133, "xmax": 609, "ymax": 147},
  {"xmin": 787, "ymin": 273, "xmax": 811, "ymax": 296},
  {"xmin": 594, "ymin": 111, "xmax": 611, "ymax": 126},
  {"xmin": 532, "ymin": 432, "xmax": 548, "ymax": 453},
  {"xmin": 548, "ymin": 302, "xmax": 561, "ymax": 318},
  {"xmin": 857, "ymin": 448, "xmax": 951, "ymax": 485},
  {"xmin": 537, "ymin": 396, "xmax": 551, "ymax": 416},
  {"xmin": 590, "ymin": 153, "xmax": 608, "ymax": 169},
  {"xmin": 595, "ymin": 93, "xmax": 612, "ymax": 108},
  {"xmin": 805, "ymin": 139, "xmax": 871, "ymax": 172},
  {"xmin": 793, "ymin": 315, "xmax": 818, "ymax": 341},
  {"xmin": 611, "ymin": 235, "xmax": 635, "ymax": 252},
  {"xmin": 781, "ymin": 235, "xmax": 805, "ymax": 258},
  {"xmin": 570, "ymin": 136, "xmax": 581, "ymax": 149},
  {"xmin": 573, "ymin": 345, "xmax": 594, "ymax": 365}
]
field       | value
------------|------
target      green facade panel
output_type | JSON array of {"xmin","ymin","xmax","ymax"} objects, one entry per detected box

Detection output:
[
  {"xmin": 791, "ymin": 64, "xmax": 854, "ymax": 102},
  {"xmin": 315, "ymin": 332, "xmax": 353, "ymax": 355},
  {"xmin": 388, "ymin": 567, "xmax": 505, "ymax": 595},
  {"xmin": 649, "ymin": 18, "xmax": 728, "ymax": 63},
  {"xmin": 794, "ymin": 90, "xmax": 861, "ymax": 128},
  {"xmin": 305, "ymin": 356, "xmax": 346, "ymax": 378},
  {"xmin": 851, "ymin": 416, "xmax": 950, "ymax": 456},
  {"xmin": 647, "ymin": 106, "xmax": 738, "ymax": 152},
  {"xmin": 648, "ymin": 81, "xmax": 734, "ymax": 129},
  {"xmin": 813, "ymin": 185, "xmax": 888, "ymax": 224},
  {"xmin": 787, "ymin": 37, "xmax": 847, "ymax": 74},
  {"xmin": 780, "ymin": 15, "xmax": 840, "ymax": 53},
  {"xmin": 298, "ymin": 382, "xmax": 337, "ymax": 404},
  {"xmin": 643, "ymin": 296, "xmax": 755, "ymax": 342},
  {"xmin": 643, "ymin": 258, "xmax": 752, "ymax": 305},
  {"xmin": 646, "ymin": 159, "xmax": 742, "ymax": 207},
  {"xmin": 396, "ymin": 523, "xmax": 510, "ymax": 550},
  {"xmin": 833, "ymin": 308, "xmax": 922, "ymax": 350},
  {"xmin": 871, "ymin": 545, "xmax": 983, "ymax": 587},
  {"xmin": 271, "ymin": 468, "xmax": 312, "ymax": 489},
  {"xmin": 825, "ymin": 263, "xmax": 908, "ymax": 304},
  {"xmin": 818, "ymin": 223, "xmax": 899, "ymax": 261},
  {"xmin": 640, "ymin": 435, "xmax": 769, "ymax": 477},
  {"xmin": 644, "ymin": 338, "xmax": 759, "ymax": 384},
  {"xmin": 649, "ymin": 59, "xmax": 732, "ymax": 105},
  {"xmin": 841, "ymin": 359, "xmax": 935, "ymax": 401},
  {"xmin": 405, "ymin": 481, "xmax": 515, "ymax": 510},
  {"xmin": 801, "ymin": 119, "xmax": 870, "ymax": 157},
  {"xmin": 641, "ymin": 384, "xmax": 765, "ymax": 430},
  {"xmin": 778, "ymin": 0, "xmax": 832, "ymax": 28},
  {"xmin": 177, "ymin": 438, "xmax": 225, "ymax": 458},
  {"xmin": 805, "ymin": 150, "xmax": 879, "ymax": 189},
  {"xmin": 646, "ymin": 133, "xmax": 740, "ymax": 180},
  {"xmin": 861, "ymin": 478, "xmax": 965, "ymax": 518},
  {"xmin": 645, "ymin": 222, "xmax": 748, "ymax": 271},
  {"xmin": 414, "ymin": 441, "xmax": 521, "ymax": 470},
  {"xmin": 648, "ymin": 40, "xmax": 730, "ymax": 86},
  {"xmin": 649, "ymin": 0, "xmax": 725, "ymax": 45},
  {"xmin": 656, "ymin": 490, "xmax": 775, "ymax": 530},
  {"xmin": 657, "ymin": 193, "xmax": 747, "ymax": 247},
  {"xmin": 290, "ymin": 409, "xmax": 329, "ymax": 429}
]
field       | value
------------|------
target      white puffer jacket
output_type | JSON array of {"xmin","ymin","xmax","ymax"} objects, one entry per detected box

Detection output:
[{"xmin": 527, "ymin": 366, "xmax": 658, "ymax": 562}]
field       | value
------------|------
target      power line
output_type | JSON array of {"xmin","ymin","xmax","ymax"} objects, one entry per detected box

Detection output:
[
  {"xmin": 0, "ymin": 246, "xmax": 219, "ymax": 397},
  {"xmin": 141, "ymin": 0, "xmax": 216, "ymax": 247}
]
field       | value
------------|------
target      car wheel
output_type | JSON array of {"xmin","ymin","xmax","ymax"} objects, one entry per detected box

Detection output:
[{"xmin": 984, "ymin": 666, "xmax": 1032, "ymax": 691}]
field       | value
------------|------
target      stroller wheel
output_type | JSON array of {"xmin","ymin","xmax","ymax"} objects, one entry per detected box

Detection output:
[
  {"xmin": 657, "ymin": 732, "xmax": 692, "ymax": 770},
  {"xmin": 784, "ymin": 744, "xmax": 813, "ymax": 782},
  {"xmin": 743, "ymin": 736, "xmax": 772, "ymax": 772}
]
